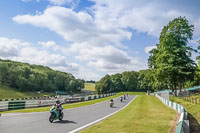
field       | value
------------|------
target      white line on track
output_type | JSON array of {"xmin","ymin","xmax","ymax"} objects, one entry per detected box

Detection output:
[{"xmin": 68, "ymin": 95, "xmax": 137, "ymax": 133}]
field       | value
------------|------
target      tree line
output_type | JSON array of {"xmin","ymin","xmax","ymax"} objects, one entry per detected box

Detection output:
[
  {"xmin": 96, "ymin": 17, "xmax": 200, "ymax": 93},
  {"xmin": 0, "ymin": 59, "xmax": 84, "ymax": 93}
]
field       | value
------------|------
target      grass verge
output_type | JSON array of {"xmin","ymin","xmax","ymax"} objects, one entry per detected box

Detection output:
[
  {"xmin": 81, "ymin": 95, "xmax": 177, "ymax": 133},
  {"xmin": 170, "ymin": 96, "xmax": 200, "ymax": 132}
]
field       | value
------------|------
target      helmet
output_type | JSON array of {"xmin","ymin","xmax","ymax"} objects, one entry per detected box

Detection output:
[{"xmin": 56, "ymin": 99, "xmax": 60, "ymax": 104}]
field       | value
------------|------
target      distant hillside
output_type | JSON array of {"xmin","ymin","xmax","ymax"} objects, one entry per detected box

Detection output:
[
  {"xmin": 0, "ymin": 84, "xmax": 54, "ymax": 99},
  {"xmin": 84, "ymin": 83, "xmax": 96, "ymax": 91},
  {"xmin": 0, "ymin": 59, "xmax": 84, "ymax": 93}
]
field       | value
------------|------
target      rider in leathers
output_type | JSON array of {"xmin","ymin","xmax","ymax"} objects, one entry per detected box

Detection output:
[{"xmin": 55, "ymin": 100, "xmax": 63, "ymax": 115}]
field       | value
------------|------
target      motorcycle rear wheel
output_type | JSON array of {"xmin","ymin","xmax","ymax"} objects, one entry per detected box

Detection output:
[{"xmin": 59, "ymin": 112, "xmax": 64, "ymax": 121}]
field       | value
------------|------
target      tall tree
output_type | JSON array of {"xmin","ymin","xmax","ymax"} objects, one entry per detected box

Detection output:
[{"xmin": 148, "ymin": 17, "xmax": 196, "ymax": 91}]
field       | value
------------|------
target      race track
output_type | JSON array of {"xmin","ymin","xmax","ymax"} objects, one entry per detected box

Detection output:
[{"xmin": 0, "ymin": 95, "xmax": 136, "ymax": 133}]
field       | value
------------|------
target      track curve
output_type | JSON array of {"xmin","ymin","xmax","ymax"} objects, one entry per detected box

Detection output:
[{"xmin": 0, "ymin": 95, "xmax": 136, "ymax": 133}]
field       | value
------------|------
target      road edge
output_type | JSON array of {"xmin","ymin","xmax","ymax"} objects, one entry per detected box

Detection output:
[{"xmin": 68, "ymin": 95, "xmax": 137, "ymax": 133}]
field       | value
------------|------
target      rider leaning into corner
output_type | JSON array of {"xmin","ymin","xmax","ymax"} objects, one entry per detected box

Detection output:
[{"xmin": 55, "ymin": 99, "xmax": 63, "ymax": 115}]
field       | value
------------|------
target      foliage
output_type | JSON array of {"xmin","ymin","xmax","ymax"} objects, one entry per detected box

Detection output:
[
  {"xmin": 148, "ymin": 17, "xmax": 196, "ymax": 90},
  {"xmin": 0, "ymin": 59, "xmax": 84, "ymax": 93},
  {"xmin": 95, "ymin": 71, "xmax": 148, "ymax": 93}
]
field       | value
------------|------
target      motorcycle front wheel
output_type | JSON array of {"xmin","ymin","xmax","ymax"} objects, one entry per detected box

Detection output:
[{"xmin": 49, "ymin": 113, "xmax": 56, "ymax": 123}]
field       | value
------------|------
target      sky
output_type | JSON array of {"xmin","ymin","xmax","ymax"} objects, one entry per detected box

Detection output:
[{"xmin": 0, "ymin": 0, "xmax": 200, "ymax": 81}]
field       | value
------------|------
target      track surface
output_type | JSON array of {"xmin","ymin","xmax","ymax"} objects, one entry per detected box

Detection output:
[{"xmin": 0, "ymin": 95, "xmax": 136, "ymax": 133}]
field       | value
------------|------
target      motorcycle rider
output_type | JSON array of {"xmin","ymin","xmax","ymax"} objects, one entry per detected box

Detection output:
[
  {"xmin": 55, "ymin": 99, "xmax": 63, "ymax": 116},
  {"xmin": 120, "ymin": 96, "xmax": 123, "ymax": 102},
  {"xmin": 110, "ymin": 98, "xmax": 114, "ymax": 103},
  {"xmin": 109, "ymin": 98, "xmax": 114, "ymax": 107}
]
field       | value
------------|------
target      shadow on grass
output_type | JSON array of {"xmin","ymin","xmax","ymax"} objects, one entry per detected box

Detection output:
[
  {"xmin": 54, "ymin": 120, "xmax": 77, "ymax": 124},
  {"xmin": 188, "ymin": 113, "xmax": 200, "ymax": 133}
]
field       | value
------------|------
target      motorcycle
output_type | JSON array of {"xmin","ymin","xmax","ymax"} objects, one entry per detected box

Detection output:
[
  {"xmin": 109, "ymin": 101, "xmax": 114, "ymax": 107},
  {"xmin": 120, "ymin": 97, "xmax": 123, "ymax": 102},
  {"xmin": 49, "ymin": 105, "xmax": 64, "ymax": 123}
]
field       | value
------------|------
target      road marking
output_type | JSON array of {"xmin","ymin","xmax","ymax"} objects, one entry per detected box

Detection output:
[{"xmin": 68, "ymin": 95, "xmax": 137, "ymax": 133}]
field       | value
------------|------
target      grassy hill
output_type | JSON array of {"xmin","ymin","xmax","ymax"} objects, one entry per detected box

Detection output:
[
  {"xmin": 0, "ymin": 84, "xmax": 55, "ymax": 99},
  {"xmin": 84, "ymin": 83, "xmax": 96, "ymax": 91}
]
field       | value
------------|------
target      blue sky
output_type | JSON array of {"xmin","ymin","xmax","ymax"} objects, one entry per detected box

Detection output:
[{"xmin": 0, "ymin": 0, "xmax": 200, "ymax": 81}]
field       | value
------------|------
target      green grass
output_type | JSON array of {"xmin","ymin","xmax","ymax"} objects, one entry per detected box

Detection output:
[
  {"xmin": 84, "ymin": 83, "xmax": 96, "ymax": 91},
  {"xmin": 81, "ymin": 95, "xmax": 177, "ymax": 133},
  {"xmin": 170, "ymin": 96, "xmax": 200, "ymax": 132},
  {"xmin": 0, "ymin": 84, "xmax": 55, "ymax": 99},
  {"xmin": 125, "ymin": 91, "xmax": 146, "ymax": 95}
]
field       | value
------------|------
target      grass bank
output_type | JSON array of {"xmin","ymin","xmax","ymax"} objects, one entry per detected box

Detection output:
[
  {"xmin": 0, "ymin": 84, "xmax": 54, "ymax": 99},
  {"xmin": 81, "ymin": 95, "xmax": 177, "ymax": 133},
  {"xmin": 170, "ymin": 96, "xmax": 200, "ymax": 132}
]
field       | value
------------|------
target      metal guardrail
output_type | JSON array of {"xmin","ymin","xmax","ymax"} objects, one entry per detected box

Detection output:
[
  {"xmin": 0, "ymin": 96, "xmax": 54, "ymax": 102},
  {"xmin": 0, "ymin": 93, "xmax": 115, "ymax": 112},
  {"xmin": 155, "ymin": 94, "xmax": 189, "ymax": 133}
]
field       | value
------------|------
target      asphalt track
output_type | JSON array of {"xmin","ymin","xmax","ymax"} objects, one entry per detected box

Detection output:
[{"xmin": 0, "ymin": 95, "xmax": 136, "ymax": 133}]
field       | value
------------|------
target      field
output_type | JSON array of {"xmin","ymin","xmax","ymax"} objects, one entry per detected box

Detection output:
[
  {"xmin": 81, "ymin": 95, "xmax": 177, "ymax": 133},
  {"xmin": 170, "ymin": 96, "xmax": 200, "ymax": 132},
  {"xmin": 84, "ymin": 83, "xmax": 96, "ymax": 91},
  {"xmin": 0, "ymin": 84, "xmax": 55, "ymax": 99}
]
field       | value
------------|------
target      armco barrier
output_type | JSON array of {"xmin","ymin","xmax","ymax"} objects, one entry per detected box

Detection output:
[
  {"xmin": 0, "ymin": 101, "xmax": 8, "ymax": 111},
  {"xmin": 0, "ymin": 93, "xmax": 115, "ymax": 112},
  {"xmin": 8, "ymin": 101, "xmax": 25, "ymax": 110},
  {"xmin": 156, "ymin": 94, "xmax": 189, "ymax": 133},
  {"xmin": 0, "ymin": 96, "xmax": 53, "ymax": 102}
]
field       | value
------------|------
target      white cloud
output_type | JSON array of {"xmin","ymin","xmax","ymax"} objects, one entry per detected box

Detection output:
[
  {"xmin": 38, "ymin": 41, "xmax": 56, "ymax": 48},
  {"xmin": 21, "ymin": 0, "xmax": 32, "ymax": 2},
  {"xmin": 13, "ymin": 6, "xmax": 131, "ymax": 47},
  {"xmin": 12, "ymin": 0, "xmax": 200, "ymax": 80},
  {"xmin": 15, "ymin": 47, "xmax": 67, "ymax": 67},
  {"xmin": 145, "ymin": 46, "xmax": 156, "ymax": 54},
  {"xmin": 0, "ymin": 37, "xmax": 31, "ymax": 57},
  {"xmin": 52, "ymin": 65, "xmax": 101, "ymax": 81},
  {"xmin": 16, "ymin": 0, "xmax": 200, "ymax": 38},
  {"xmin": 91, "ymin": 0, "xmax": 200, "ymax": 37},
  {"xmin": 68, "ymin": 42, "xmax": 146, "ymax": 73},
  {"xmin": 49, "ymin": 0, "xmax": 72, "ymax": 5},
  {"xmin": 0, "ymin": 37, "xmax": 101, "ymax": 80}
]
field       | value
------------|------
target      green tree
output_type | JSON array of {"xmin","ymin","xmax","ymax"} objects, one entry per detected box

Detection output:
[
  {"xmin": 95, "ymin": 75, "xmax": 112, "ymax": 94},
  {"xmin": 121, "ymin": 71, "xmax": 138, "ymax": 91},
  {"xmin": 110, "ymin": 73, "xmax": 124, "ymax": 92},
  {"xmin": 148, "ymin": 17, "xmax": 196, "ymax": 91}
]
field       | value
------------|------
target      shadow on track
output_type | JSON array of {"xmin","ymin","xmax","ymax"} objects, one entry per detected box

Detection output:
[
  {"xmin": 110, "ymin": 106, "xmax": 118, "ymax": 108},
  {"xmin": 54, "ymin": 120, "xmax": 77, "ymax": 124}
]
